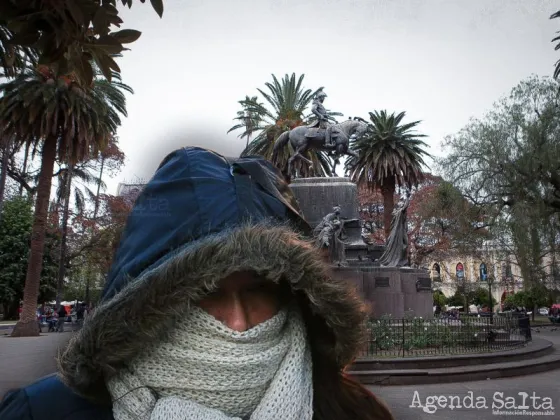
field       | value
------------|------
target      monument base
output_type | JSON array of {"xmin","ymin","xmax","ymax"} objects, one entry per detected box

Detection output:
[
  {"xmin": 288, "ymin": 176, "xmax": 433, "ymax": 319},
  {"xmin": 331, "ymin": 266, "xmax": 433, "ymax": 319}
]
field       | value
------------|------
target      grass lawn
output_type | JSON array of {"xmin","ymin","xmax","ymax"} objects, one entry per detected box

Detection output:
[{"xmin": 531, "ymin": 316, "xmax": 553, "ymax": 325}]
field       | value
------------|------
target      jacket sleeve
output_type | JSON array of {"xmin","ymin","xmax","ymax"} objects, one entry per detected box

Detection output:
[{"xmin": 0, "ymin": 388, "xmax": 33, "ymax": 420}]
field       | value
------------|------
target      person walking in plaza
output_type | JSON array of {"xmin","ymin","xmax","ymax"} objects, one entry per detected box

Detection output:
[
  {"xmin": 56, "ymin": 305, "xmax": 66, "ymax": 333},
  {"xmin": 0, "ymin": 147, "xmax": 394, "ymax": 420},
  {"xmin": 75, "ymin": 304, "xmax": 85, "ymax": 328}
]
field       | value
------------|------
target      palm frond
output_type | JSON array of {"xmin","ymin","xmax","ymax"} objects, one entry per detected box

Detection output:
[
  {"xmin": 0, "ymin": 64, "xmax": 130, "ymax": 164},
  {"xmin": 346, "ymin": 110, "xmax": 431, "ymax": 189},
  {"xmin": 229, "ymin": 73, "xmax": 339, "ymax": 177}
]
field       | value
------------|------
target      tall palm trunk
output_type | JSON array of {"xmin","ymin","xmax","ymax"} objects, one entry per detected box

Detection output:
[
  {"xmin": 381, "ymin": 177, "xmax": 396, "ymax": 240},
  {"xmin": 85, "ymin": 155, "xmax": 105, "ymax": 304},
  {"xmin": 55, "ymin": 163, "xmax": 74, "ymax": 307},
  {"xmin": 12, "ymin": 134, "xmax": 58, "ymax": 337},
  {"xmin": 93, "ymin": 156, "xmax": 105, "ymax": 221},
  {"xmin": 0, "ymin": 137, "xmax": 10, "ymax": 223},
  {"xmin": 18, "ymin": 141, "xmax": 30, "ymax": 197}
]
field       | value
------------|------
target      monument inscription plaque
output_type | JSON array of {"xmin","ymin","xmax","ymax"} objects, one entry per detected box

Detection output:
[{"xmin": 375, "ymin": 277, "xmax": 390, "ymax": 287}]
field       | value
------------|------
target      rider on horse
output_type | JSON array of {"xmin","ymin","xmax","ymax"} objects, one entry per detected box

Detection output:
[{"xmin": 307, "ymin": 89, "xmax": 335, "ymax": 147}]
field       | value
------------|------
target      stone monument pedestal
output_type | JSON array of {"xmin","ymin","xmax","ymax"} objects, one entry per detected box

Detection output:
[
  {"xmin": 290, "ymin": 177, "xmax": 433, "ymax": 319},
  {"xmin": 331, "ymin": 266, "xmax": 433, "ymax": 318}
]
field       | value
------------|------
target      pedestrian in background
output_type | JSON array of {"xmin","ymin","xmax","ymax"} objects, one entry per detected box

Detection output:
[{"xmin": 56, "ymin": 305, "xmax": 66, "ymax": 333}]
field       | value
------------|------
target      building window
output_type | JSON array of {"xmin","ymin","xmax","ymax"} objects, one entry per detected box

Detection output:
[
  {"xmin": 456, "ymin": 262, "xmax": 465, "ymax": 280},
  {"xmin": 432, "ymin": 263, "xmax": 441, "ymax": 281}
]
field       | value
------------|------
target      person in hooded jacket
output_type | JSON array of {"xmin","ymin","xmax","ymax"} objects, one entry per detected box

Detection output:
[{"xmin": 0, "ymin": 147, "xmax": 394, "ymax": 420}]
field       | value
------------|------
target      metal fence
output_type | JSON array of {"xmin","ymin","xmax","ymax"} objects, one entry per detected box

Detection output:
[{"xmin": 360, "ymin": 314, "xmax": 531, "ymax": 358}]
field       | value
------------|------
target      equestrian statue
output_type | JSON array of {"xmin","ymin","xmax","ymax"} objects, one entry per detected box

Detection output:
[{"xmin": 272, "ymin": 89, "xmax": 368, "ymax": 176}]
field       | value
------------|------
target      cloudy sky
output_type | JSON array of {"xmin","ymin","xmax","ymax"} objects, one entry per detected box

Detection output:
[{"xmin": 107, "ymin": 0, "xmax": 559, "ymax": 194}]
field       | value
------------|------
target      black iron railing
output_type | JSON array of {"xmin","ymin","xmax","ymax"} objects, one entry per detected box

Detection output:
[{"xmin": 360, "ymin": 314, "xmax": 531, "ymax": 358}]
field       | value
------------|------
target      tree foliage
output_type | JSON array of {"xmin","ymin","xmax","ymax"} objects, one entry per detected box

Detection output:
[
  {"xmin": 0, "ymin": 196, "xmax": 58, "ymax": 319},
  {"xmin": 0, "ymin": 0, "xmax": 163, "ymax": 84},
  {"xmin": 467, "ymin": 287, "xmax": 497, "ymax": 309},
  {"xmin": 433, "ymin": 290, "xmax": 446, "ymax": 307},
  {"xmin": 503, "ymin": 284, "xmax": 551, "ymax": 311},
  {"xmin": 0, "ymin": 66, "xmax": 132, "ymax": 163},
  {"xmin": 347, "ymin": 111, "xmax": 430, "ymax": 190},
  {"xmin": 439, "ymin": 75, "xmax": 560, "ymax": 291},
  {"xmin": 347, "ymin": 110, "xmax": 430, "ymax": 238},
  {"xmin": 357, "ymin": 175, "xmax": 486, "ymax": 266},
  {"xmin": 357, "ymin": 186, "xmax": 387, "ymax": 244},
  {"xmin": 408, "ymin": 175, "xmax": 488, "ymax": 266},
  {"xmin": 0, "ymin": 24, "xmax": 36, "ymax": 76},
  {"xmin": 1, "ymin": 58, "xmax": 131, "ymax": 336},
  {"xmin": 229, "ymin": 73, "xmax": 341, "ymax": 177},
  {"xmin": 439, "ymin": 76, "xmax": 560, "ymax": 213}
]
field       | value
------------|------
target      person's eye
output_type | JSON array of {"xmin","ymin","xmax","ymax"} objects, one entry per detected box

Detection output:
[
  {"xmin": 204, "ymin": 289, "xmax": 226, "ymax": 300},
  {"xmin": 246, "ymin": 283, "xmax": 277, "ymax": 295}
]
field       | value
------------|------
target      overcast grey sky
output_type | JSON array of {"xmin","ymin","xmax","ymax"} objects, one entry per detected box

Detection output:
[{"xmin": 107, "ymin": 0, "xmax": 559, "ymax": 193}]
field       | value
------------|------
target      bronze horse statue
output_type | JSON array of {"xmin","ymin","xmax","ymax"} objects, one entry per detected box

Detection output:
[{"xmin": 272, "ymin": 118, "xmax": 368, "ymax": 176}]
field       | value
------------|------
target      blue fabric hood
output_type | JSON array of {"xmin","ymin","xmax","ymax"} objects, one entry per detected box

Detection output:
[{"xmin": 102, "ymin": 147, "xmax": 310, "ymax": 301}]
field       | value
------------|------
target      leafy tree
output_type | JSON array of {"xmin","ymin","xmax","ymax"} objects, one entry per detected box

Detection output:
[
  {"xmin": 228, "ymin": 73, "xmax": 341, "ymax": 178},
  {"xmin": 467, "ymin": 287, "xmax": 497, "ymax": 309},
  {"xmin": 503, "ymin": 286, "xmax": 549, "ymax": 319},
  {"xmin": 446, "ymin": 291, "xmax": 465, "ymax": 307},
  {"xmin": 0, "ymin": 66, "xmax": 131, "ymax": 336},
  {"xmin": 0, "ymin": 0, "xmax": 163, "ymax": 84},
  {"xmin": 0, "ymin": 196, "xmax": 32, "ymax": 319},
  {"xmin": 433, "ymin": 290, "xmax": 446, "ymax": 307},
  {"xmin": 503, "ymin": 292, "xmax": 525, "ymax": 310},
  {"xmin": 0, "ymin": 196, "xmax": 57, "ymax": 319},
  {"xmin": 408, "ymin": 175, "xmax": 488, "ymax": 266},
  {"xmin": 65, "ymin": 191, "xmax": 133, "ymax": 300},
  {"xmin": 440, "ymin": 76, "xmax": 560, "ymax": 291},
  {"xmin": 357, "ymin": 186, "xmax": 387, "ymax": 244},
  {"xmin": 439, "ymin": 76, "xmax": 560, "ymax": 214},
  {"xmin": 67, "ymin": 139, "xmax": 125, "ymax": 303},
  {"xmin": 357, "ymin": 174, "xmax": 487, "ymax": 265},
  {"xmin": 346, "ymin": 110, "xmax": 430, "ymax": 238}
]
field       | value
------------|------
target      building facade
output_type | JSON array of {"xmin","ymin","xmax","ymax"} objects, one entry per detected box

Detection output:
[
  {"xmin": 116, "ymin": 182, "xmax": 145, "ymax": 199},
  {"xmin": 428, "ymin": 250, "xmax": 524, "ymax": 310}
]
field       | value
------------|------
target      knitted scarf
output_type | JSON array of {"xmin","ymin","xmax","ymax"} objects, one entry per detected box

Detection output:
[{"xmin": 107, "ymin": 305, "xmax": 313, "ymax": 420}]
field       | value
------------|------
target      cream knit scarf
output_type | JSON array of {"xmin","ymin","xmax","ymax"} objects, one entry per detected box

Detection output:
[{"xmin": 107, "ymin": 305, "xmax": 313, "ymax": 420}]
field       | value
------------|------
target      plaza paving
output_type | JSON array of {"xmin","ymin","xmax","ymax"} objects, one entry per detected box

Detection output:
[
  {"xmin": 0, "ymin": 325, "xmax": 559, "ymax": 419},
  {"xmin": 368, "ymin": 327, "xmax": 560, "ymax": 419}
]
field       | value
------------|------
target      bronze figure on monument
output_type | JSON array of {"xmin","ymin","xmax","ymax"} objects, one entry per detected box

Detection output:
[
  {"xmin": 314, "ymin": 206, "xmax": 349, "ymax": 266},
  {"xmin": 378, "ymin": 195, "xmax": 410, "ymax": 267},
  {"xmin": 272, "ymin": 89, "xmax": 367, "ymax": 176}
]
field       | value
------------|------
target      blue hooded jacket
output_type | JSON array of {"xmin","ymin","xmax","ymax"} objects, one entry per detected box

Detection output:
[{"xmin": 0, "ymin": 147, "xmax": 368, "ymax": 420}]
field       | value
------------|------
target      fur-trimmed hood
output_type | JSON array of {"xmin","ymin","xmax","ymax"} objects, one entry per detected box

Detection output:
[{"xmin": 57, "ymin": 147, "xmax": 368, "ymax": 403}]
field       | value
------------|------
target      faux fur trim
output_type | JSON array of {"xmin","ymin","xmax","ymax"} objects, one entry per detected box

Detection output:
[{"xmin": 57, "ymin": 223, "xmax": 368, "ymax": 403}]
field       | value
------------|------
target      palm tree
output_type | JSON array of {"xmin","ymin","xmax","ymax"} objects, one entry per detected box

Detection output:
[
  {"xmin": 228, "ymin": 96, "xmax": 262, "ymax": 148},
  {"xmin": 0, "ymin": 65, "xmax": 132, "ymax": 336},
  {"xmin": 0, "ymin": 29, "xmax": 36, "ymax": 222},
  {"xmin": 0, "ymin": 27, "xmax": 37, "ymax": 77},
  {"xmin": 53, "ymin": 161, "xmax": 107, "ymax": 306},
  {"xmin": 228, "ymin": 73, "xmax": 341, "ymax": 177},
  {"xmin": 346, "ymin": 111, "xmax": 430, "ymax": 239}
]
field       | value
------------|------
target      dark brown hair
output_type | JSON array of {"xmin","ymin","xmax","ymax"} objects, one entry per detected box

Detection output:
[
  {"xmin": 294, "ymin": 289, "xmax": 394, "ymax": 420},
  {"xmin": 313, "ymin": 362, "xmax": 395, "ymax": 420}
]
